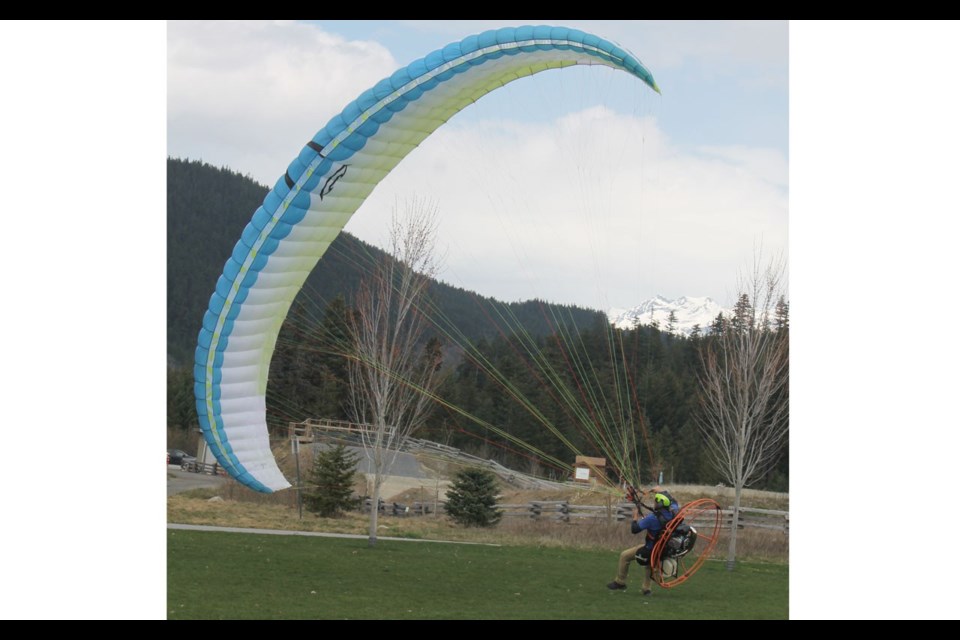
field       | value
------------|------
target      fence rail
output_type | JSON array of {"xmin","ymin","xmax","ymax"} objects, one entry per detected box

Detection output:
[
  {"xmin": 179, "ymin": 461, "xmax": 229, "ymax": 477},
  {"xmin": 493, "ymin": 501, "xmax": 788, "ymax": 533},
  {"xmin": 288, "ymin": 418, "xmax": 394, "ymax": 441},
  {"xmin": 361, "ymin": 498, "xmax": 435, "ymax": 516},
  {"xmin": 725, "ymin": 507, "xmax": 789, "ymax": 533}
]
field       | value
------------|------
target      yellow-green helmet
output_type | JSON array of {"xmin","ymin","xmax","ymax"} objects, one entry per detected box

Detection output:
[{"xmin": 654, "ymin": 493, "xmax": 671, "ymax": 509}]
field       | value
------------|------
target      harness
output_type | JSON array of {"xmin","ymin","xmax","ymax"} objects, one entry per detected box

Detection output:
[
  {"xmin": 634, "ymin": 490, "xmax": 696, "ymax": 569},
  {"xmin": 645, "ymin": 508, "xmax": 671, "ymax": 543}
]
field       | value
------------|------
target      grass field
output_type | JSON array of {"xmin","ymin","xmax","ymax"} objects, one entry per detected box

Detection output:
[{"xmin": 167, "ymin": 529, "xmax": 788, "ymax": 619}]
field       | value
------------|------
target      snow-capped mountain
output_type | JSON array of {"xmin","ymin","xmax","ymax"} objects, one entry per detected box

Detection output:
[{"xmin": 608, "ymin": 296, "xmax": 729, "ymax": 336}]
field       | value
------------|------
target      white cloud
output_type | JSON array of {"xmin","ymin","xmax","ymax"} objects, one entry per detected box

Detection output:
[
  {"xmin": 696, "ymin": 145, "xmax": 788, "ymax": 189},
  {"xmin": 345, "ymin": 99, "xmax": 787, "ymax": 310},
  {"xmin": 599, "ymin": 20, "xmax": 788, "ymax": 86},
  {"xmin": 168, "ymin": 20, "xmax": 396, "ymax": 185}
]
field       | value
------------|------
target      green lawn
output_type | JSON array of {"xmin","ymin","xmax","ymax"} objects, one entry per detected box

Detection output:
[{"xmin": 168, "ymin": 529, "xmax": 787, "ymax": 619}]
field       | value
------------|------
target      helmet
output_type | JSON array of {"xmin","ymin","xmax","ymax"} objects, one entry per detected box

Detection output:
[{"xmin": 654, "ymin": 493, "xmax": 671, "ymax": 509}]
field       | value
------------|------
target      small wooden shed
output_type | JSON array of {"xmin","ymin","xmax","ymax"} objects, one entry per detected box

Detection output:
[{"xmin": 573, "ymin": 455, "xmax": 606, "ymax": 484}]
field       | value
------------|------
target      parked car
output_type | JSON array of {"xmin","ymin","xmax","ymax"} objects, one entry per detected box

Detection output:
[{"xmin": 167, "ymin": 449, "xmax": 196, "ymax": 466}]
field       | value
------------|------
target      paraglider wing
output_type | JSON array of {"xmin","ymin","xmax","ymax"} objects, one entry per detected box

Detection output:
[{"xmin": 194, "ymin": 25, "xmax": 660, "ymax": 492}]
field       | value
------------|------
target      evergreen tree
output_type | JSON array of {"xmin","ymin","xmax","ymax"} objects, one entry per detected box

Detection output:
[
  {"xmin": 444, "ymin": 468, "xmax": 502, "ymax": 527},
  {"xmin": 731, "ymin": 293, "xmax": 753, "ymax": 334},
  {"xmin": 710, "ymin": 312, "xmax": 726, "ymax": 337},
  {"xmin": 666, "ymin": 310, "xmax": 678, "ymax": 335},
  {"xmin": 303, "ymin": 444, "xmax": 359, "ymax": 518},
  {"xmin": 774, "ymin": 295, "xmax": 790, "ymax": 332}
]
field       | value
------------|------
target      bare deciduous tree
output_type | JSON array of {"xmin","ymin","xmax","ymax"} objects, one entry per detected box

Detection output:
[
  {"xmin": 348, "ymin": 198, "xmax": 443, "ymax": 547},
  {"xmin": 696, "ymin": 254, "xmax": 789, "ymax": 570}
]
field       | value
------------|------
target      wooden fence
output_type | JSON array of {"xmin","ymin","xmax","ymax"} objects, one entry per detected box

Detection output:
[
  {"xmin": 353, "ymin": 498, "xmax": 788, "ymax": 534},
  {"xmin": 498, "ymin": 501, "xmax": 788, "ymax": 534},
  {"xmin": 179, "ymin": 460, "xmax": 229, "ymax": 477},
  {"xmin": 499, "ymin": 501, "xmax": 625, "ymax": 522},
  {"xmin": 362, "ymin": 498, "xmax": 435, "ymax": 516},
  {"xmin": 726, "ymin": 507, "xmax": 789, "ymax": 533}
]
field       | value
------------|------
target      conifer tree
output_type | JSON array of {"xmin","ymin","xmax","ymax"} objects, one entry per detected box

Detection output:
[
  {"xmin": 730, "ymin": 293, "xmax": 753, "ymax": 334},
  {"xmin": 774, "ymin": 295, "xmax": 790, "ymax": 332},
  {"xmin": 710, "ymin": 312, "xmax": 726, "ymax": 336},
  {"xmin": 667, "ymin": 310, "xmax": 678, "ymax": 335},
  {"xmin": 304, "ymin": 444, "xmax": 359, "ymax": 518},
  {"xmin": 444, "ymin": 468, "xmax": 502, "ymax": 527}
]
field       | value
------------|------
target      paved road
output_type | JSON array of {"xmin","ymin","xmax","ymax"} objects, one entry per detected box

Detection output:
[
  {"xmin": 310, "ymin": 445, "xmax": 424, "ymax": 478},
  {"xmin": 167, "ymin": 466, "xmax": 228, "ymax": 497},
  {"xmin": 359, "ymin": 448, "xmax": 423, "ymax": 477}
]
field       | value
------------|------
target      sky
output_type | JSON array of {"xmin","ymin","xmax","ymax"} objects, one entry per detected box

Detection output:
[
  {"xmin": 167, "ymin": 20, "xmax": 789, "ymax": 312},
  {"xmin": 3, "ymin": 21, "xmax": 960, "ymax": 620}
]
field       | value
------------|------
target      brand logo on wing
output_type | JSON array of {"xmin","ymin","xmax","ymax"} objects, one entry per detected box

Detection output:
[{"xmin": 319, "ymin": 165, "xmax": 348, "ymax": 201}]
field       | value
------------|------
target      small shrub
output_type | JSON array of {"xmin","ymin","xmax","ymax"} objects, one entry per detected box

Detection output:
[
  {"xmin": 444, "ymin": 468, "xmax": 502, "ymax": 527},
  {"xmin": 303, "ymin": 444, "xmax": 359, "ymax": 518}
]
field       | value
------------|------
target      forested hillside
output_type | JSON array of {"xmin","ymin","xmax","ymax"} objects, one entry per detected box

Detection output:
[
  {"xmin": 167, "ymin": 158, "xmax": 604, "ymax": 366},
  {"xmin": 167, "ymin": 158, "xmax": 787, "ymax": 490}
]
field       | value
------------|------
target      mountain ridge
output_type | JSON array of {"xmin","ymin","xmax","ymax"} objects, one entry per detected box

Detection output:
[{"xmin": 608, "ymin": 295, "xmax": 730, "ymax": 336}]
